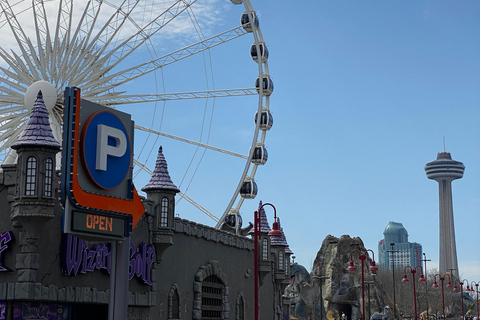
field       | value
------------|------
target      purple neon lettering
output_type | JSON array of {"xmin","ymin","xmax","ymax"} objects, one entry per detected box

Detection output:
[
  {"xmin": 144, "ymin": 244, "xmax": 155, "ymax": 285},
  {"xmin": 65, "ymin": 235, "xmax": 87, "ymax": 275},
  {"xmin": 63, "ymin": 235, "xmax": 153, "ymax": 285},
  {"xmin": 0, "ymin": 231, "xmax": 13, "ymax": 272},
  {"xmin": 64, "ymin": 234, "xmax": 109, "ymax": 276},
  {"xmin": 85, "ymin": 248, "xmax": 96, "ymax": 272}
]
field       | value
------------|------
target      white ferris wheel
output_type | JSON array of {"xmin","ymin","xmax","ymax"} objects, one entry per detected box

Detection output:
[{"xmin": 0, "ymin": 0, "xmax": 273, "ymax": 230}]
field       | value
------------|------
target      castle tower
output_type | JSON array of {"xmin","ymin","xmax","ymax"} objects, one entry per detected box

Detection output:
[
  {"xmin": 142, "ymin": 146, "xmax": 180, "ymax": 262},
  {"xmin": 425, "ymin": 151, "xmax": 464, "ymax": 277},
  {"xmin": 10, "ymin": 90, "xmax": 61, "ymax": 298}
]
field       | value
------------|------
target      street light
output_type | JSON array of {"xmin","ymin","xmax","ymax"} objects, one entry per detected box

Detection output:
[
  {"xmin": 470, "ymin": 281, "xmax": 479, "ymax": 320},
  {"xmin": 432, "ymin": 273, "xmax": 453, "ymax": 320},
  {"xmin": 421, "ymin": 253, "xmax": 431, "ymax": 320},
  {"xmin": 387, "ymin": 243, "xmax": 398, "ymax": 320},
  {"xmin": 254, "ymin": 202, "xmax": 282, "ymax": 320},
  {"xmin": 348, "ymin": 249, "xmax": 379, "ymax": 320},
  {"xmin": 312, "ymin": 275, "xmax": 329, "ymax": 320},
  {"xmin": 401, "ymin": 265, "xmax": 426, "ymax": 320},
  {"xmin": 453, "ymin": 279, "xmax": 467, "ymax": 320}
]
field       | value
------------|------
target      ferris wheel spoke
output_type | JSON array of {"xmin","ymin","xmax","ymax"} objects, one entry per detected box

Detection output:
[
  {"xmin": 88, "ymin": 88, "xmax": 257, "ymax": 105},
  {"xmin": 0, "ymin": 104, "xmax": 27, "ymax": 115},
  {"xmin": 63, "ymin": 0, "xmax": 103, "ymax": 82},
  {"xmin": 133, "ymin": 158, "xmax": 152, "ymax": 176},
  {"xmin": 80, "ymin": 0, "xmax": 198, "ymax": 87},
  {"xmin": 0, "ymin": 74, "xmax": 28, "ymax": 93},
  {"xmin": 60, "ymin": 1, "xmax": 113, "ymax": 87},
  {"xmin": 0, "ymin": 1, "xmax": 39, "ymax": 73},
  {"xmin": 177, "ymin": 192, "xmax": 218, "ymax": 222},
  {"xmin": 0, "ymin": 109, "xmax": 27, "ymax": 128},
  {"xmin": 0, "ymin": 85, "xmax": 22, "ymax": 97},
  {"xmin": 0, "ymin": 48, "xmax": 32, "ymax": 84},
  {"xmin": 68, "ymin": 1, "xmax": 142, "ymax": 86},
  {"xmin": 54, "ymin": 0, "xmax": 72, "ymax": 62},
  {"xmin": 135, "ymin": 124, "xmax": 247, "ymax": 159},
  {"xmin": 9, "ymin": 51, "xmax": 36, "ymax": 85},
  {"xmin": 76, "ymin": 0, "xmax": 102, "ymax": 44},
  {"xmin": 133, "ymin": 157, "xmax": 219, "ymax": 222},
  {"xmin": 0, "ymin": 110, "xmax": 27, "ymax": 122},
  {"xmin": 0, "ymin": 93, "xmax": 23, "ymax": 105},
  {"xmin": 0, "ymin": 116, "xmax": 27, "ymax": 139},
  {"xmin": 32, "ymin": 0, "xmax": 52, "ymax": 80},
  {"xmin": 83, "ymin": 25, "xmax": 248, "ymax": 94},
  {"xmin": 1, "ymin": 123, "xmax": 27, "ymax": 150}
]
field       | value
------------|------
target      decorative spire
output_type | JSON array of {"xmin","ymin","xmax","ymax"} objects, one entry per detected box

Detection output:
[
  {"xmin": 249, "ymin": 200, "xmax": 271, "ymax": 236},
  {"xmin": 142, "ymin": 146, "xmax": 180, "ymax": 193},
  {"xmin": 12, "ymin": 91, "xmax": 60, "ymax": 150},
  {"xmin": 270, "ymin": 218, "xmax": 291, "ymax": 250}
]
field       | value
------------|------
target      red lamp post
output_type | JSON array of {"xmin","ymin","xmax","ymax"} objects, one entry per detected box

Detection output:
[
  {"xmin": 470, "ymin": 281, "xmax": 479, "ymax": 320},
  {"xmin": 432, "ymin": 273, "xmax": 452, "ymax": 320},
  {"xmin": 348, "ymin": 249, "xmax": 379, "ymax": 320},
  {"xmin": 401, "ymin": 266, "xmax": 426, "ymax": 320},
  {"xmin": 254, "ymin": 202, "xmax": 282, "ymax": 320},
  {"xmin": 453, "ymin": 279, "xmax": 467, "ymax": 320}
]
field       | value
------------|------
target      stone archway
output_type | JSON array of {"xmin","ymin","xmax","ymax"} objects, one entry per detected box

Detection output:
[{"xmin": 192, "ymin": 260, "xmax": 229, "ymax": 320}]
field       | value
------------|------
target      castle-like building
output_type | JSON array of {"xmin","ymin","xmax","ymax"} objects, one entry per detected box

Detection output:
[{"xmin": 0, "ymin": 92, "xmax": 292, "ymax": 319}]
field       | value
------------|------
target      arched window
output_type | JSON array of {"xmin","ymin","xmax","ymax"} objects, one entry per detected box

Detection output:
[
  {"xmin": 168, "ymin": 284, "xmax": 180, "ymax": 319},
  {"xmin": 236, "ymin": 293, "xmax": 245, "ymax": 320},
  {"xmin": 262, "ymin": 238, "xmax": 268, "ymax": 260},
  {"xmin": 160, "ymin": 197, "xmax": 169, "ymax": 227},
  {"xmin": 278, "ymin": 250, "xmax": 285, "ymax": 270},
  {"xmin": 25, "ymin": 156, "xmax": 37, "ymax": 196},
  {"xmin": 44, "ymin": 158, "xmax": 53, "ymax": 197},
  {"xmin": 201, "ymin": 275, "xmax": 223, "ymax": 319},
  {"xmin": 285, "ymin": 255, "xmax": 289, "ymax": 275}
]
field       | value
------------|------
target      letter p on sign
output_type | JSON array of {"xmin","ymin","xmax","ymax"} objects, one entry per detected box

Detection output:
[{"xmin": 96, "ymin": 124, "xmax": 127, "ymax": 171}]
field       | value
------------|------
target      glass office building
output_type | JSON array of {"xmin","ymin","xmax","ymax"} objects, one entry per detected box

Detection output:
[{"xmin": 378, "ymin": 221, "xmax": 422, "ymax": 271}]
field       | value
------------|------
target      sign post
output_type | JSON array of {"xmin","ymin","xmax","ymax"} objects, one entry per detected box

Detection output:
[{"xmin": 62, "ymin": 87, "xmax": 145, "ymax": 320}]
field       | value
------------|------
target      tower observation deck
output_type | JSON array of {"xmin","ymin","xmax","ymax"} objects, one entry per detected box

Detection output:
[{"xmin": 425, "ymin": 152, "xmax": 464, "ymax": 277}]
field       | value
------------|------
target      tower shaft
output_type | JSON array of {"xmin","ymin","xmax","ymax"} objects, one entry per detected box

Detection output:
[{"xmin": 437, "ymin": 179, "xmax": 459, "ymax": 277}]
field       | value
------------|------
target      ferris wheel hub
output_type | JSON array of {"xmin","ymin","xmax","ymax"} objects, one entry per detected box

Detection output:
[{"xmin": 25, "ymin": 81, "xmax": 57, "ymax": 113}]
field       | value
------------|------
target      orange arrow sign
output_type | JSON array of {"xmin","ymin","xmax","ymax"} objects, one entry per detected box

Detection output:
[{"xmin": 70, "ymin": 89, "xmax": 145, "ymax": 229}]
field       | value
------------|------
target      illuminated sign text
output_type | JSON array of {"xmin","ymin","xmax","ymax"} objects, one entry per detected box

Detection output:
[
  {"xmin": 63, "ymin": 234, "xmax": 155, "ymax": 285},
  {"xmin": 0, "ymin": 231, "xmax": 13, "ymax": 272},
  {"xmin": 71, "ymin": 210, "xmax": 127, "ymax": 237}
]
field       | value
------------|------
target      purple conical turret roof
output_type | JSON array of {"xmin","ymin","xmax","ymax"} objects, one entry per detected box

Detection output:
[
  {"xmin": 12, "ymin": 91, "xmax": 60, "ymax": 150},
  {"xmin": 270, "ymin": 218, "xmax": 293, "ymax": 253},
  {"xmin": 249, "ymin": 201, "xmax": 271, "ymax": 236},
  {"xmin": 142, "ymin": 146, "xmax": 180, "ymax": 193}
]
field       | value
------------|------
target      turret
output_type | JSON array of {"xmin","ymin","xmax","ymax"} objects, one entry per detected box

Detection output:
[
  {"xmin": 11, "ymin": 90, "xmax": 61, "ymax": 234},
  {"xmin": 142, "ymin": 146, "xmax": 180, "ymax": 262},
  {"xmin": 10, "ymin": 90, "xmax": 61, "ymax": 297}
]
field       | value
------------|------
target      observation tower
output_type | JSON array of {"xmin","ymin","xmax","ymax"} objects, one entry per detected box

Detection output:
[{"xmin": 425, "ymin": 151, "xmax": 464, "ymax": 277}]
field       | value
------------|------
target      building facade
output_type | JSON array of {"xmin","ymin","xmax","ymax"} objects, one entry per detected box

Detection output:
[
  {"xmin": 0, "ymin": 93, "xmax": 291, "ymax": 320},
  {"xmin": 378, "ymin": 221, "xmax": 422, "ymax": 271}
]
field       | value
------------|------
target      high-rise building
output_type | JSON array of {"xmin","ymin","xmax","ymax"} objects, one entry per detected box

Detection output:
[
  {"xmin": 425, "ymin": 151, "xmax": 464, "ymax": 277},
  {"xmin": 378, "ymin": 221, "xmax": 422, "ymax": 271}
]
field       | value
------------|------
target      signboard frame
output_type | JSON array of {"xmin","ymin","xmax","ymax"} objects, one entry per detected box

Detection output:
[{"xmin": 62, "ymin": 87, "xmax": 144, "ymax": 240}]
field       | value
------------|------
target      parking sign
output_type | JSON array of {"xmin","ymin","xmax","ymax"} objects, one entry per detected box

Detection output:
[{"xmin": 62, "ymin": 87, "xmax": 144, "ymax": 240}]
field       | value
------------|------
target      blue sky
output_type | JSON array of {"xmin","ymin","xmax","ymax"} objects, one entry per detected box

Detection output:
[
  {"xmin": 1, "ymin": 0, "xmax": 479, "ymax": 282},
  {"xmin": 245, "ymin": 0, "xmax": 480, "ymax": 280},
  {"xmin": 126, "ymin": 0, "xmax": 480, "ymax": 282}
]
